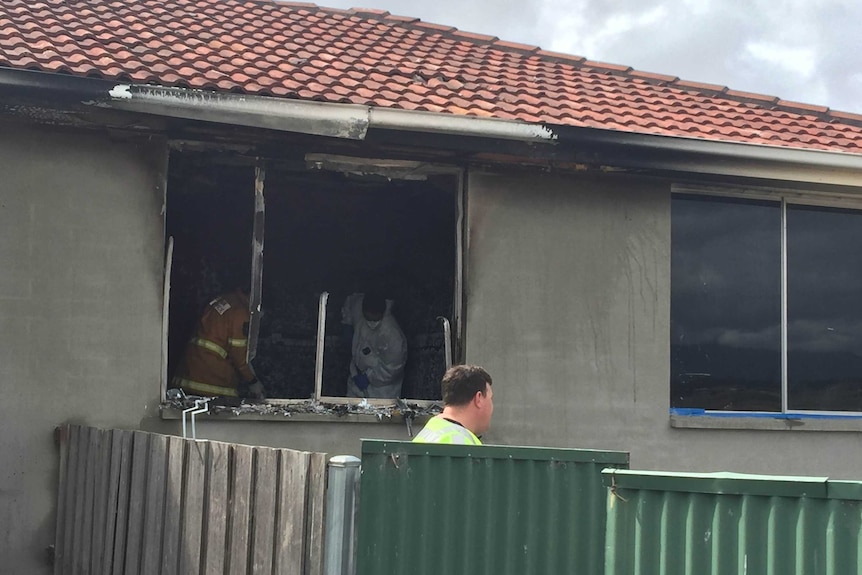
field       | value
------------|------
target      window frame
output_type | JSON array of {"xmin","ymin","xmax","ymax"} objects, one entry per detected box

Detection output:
[
  {"xmin": 671, "ymin": 183, "xmax": 862, "ymax": 417},
  {"xmin": 310, "ymin": 161, "xmax": 464, "ymax": 407},
  {"xmin": 163, "ymin": 153, "xmax": 465, "ymax": 408}
]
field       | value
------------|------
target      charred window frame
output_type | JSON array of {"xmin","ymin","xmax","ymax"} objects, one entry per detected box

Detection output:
[
  {"xmin": 671, "ymin": 184, "xmax": 862, "ymax": 415},
  {"xmin": 165, "ymin": 151, "xmax": 464, "ymax": 407}
]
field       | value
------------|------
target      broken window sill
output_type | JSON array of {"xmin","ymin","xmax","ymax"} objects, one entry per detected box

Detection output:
[
  {"xmin": 159, "ymin": 399, "xmax": 439, "ymax": 425},
  {"xmin": 670, "ymin": 409, "xmax": 862, "ymax": 432}
]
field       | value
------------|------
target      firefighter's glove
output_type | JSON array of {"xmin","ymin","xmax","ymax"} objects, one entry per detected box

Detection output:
[
  {"xmin": 353, "ymin": 372, "xmax": 371, "ymax": 391},
  {"xmin": 248, "ymin": 381, "xmax": 266, "ymax": 400},
  {"xmin": 238, "ymin": 378, "xmax": 261, "ymax": 399}
]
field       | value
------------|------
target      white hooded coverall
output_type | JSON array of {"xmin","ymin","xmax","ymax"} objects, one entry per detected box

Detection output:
[{"xmin": 342, "ymin": 293, "xmax": 408, "ymax": 398}]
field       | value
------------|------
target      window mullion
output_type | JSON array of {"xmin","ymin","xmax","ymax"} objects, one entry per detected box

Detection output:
[
  {"xmin": 314, "ymin": 291, "xmax": 329, "ymax": 401},
  {"xmin": 780, "ymin": 197, "xmax": 788, "ymax": 413},
  {"xmin": 248, "ymin": 161, "xmax": 266, "ymax": 362}
]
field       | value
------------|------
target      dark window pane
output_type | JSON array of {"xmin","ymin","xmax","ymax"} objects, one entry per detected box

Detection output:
[
  {"xmin": 787, "ymin": 205, "xmax": 862, "ymax": 411},
  {"xmin": 671, "ymin": 194, "xmax": 781, "ymax": 411}
]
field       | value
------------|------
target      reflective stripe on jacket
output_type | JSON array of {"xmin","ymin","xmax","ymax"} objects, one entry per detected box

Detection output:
[
  {"xmin": 175, "ymin": 289, "xmax": 255, "ymax": 397},
  {"xmin": 412, "ymin": 416, "xmax": 482, "ymax": 445}
]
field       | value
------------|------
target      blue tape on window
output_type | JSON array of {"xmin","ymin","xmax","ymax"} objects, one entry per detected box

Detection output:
[
  {"xmin": 670, "ymin": 408, "xmax": 862, "ymax": 420},
  {"xmin": 670, "ymin": 408, "xmax": 706, "ymax": 416}
]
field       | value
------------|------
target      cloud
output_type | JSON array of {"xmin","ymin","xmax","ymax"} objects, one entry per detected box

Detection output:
[
  {"xmin": 745, "ymin": 42, "xmax": 816, "ymax": 78},
  {"xmin": 533, "ymin": 0, "xmax": 862, "ymax": 111}
]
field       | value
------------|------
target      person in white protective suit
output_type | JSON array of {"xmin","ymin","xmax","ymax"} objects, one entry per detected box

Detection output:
[{"xmin": 341, "ymin": 292, "xmax": 408, "ymax": 398}]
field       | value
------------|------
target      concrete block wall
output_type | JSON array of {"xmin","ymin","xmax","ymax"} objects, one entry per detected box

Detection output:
[{"xmin": 0, "ymin": 122, "xmax": 166, "ymax": 574}]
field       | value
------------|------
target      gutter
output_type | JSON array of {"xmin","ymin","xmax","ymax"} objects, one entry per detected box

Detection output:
[
  {"xmin": 561, "ymin": 126, "xmax": 862, "ymax": 187},
  {"xmin": 100, "ymin": 83, "xmax": 558, "ymax": 144}
]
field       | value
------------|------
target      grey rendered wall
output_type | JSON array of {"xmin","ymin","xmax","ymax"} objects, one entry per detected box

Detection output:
[
  {"xmin": 151, "ymin": 164, "xmax": 862, "ymax": 481},
  {"xmin": 0, "ymin": 122, "xmax": 166, "ymax": 574},
  {"xmin": 464, "ymin": 168, "xmax": 862, "ymax": 480}
]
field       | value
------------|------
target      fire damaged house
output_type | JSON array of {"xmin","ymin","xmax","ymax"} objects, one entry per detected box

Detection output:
[{"xmin": 7, "ymin": 0, "xmax": 862, "ymax": 572}]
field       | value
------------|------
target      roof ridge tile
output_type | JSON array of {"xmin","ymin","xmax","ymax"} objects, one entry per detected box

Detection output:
[
  {"xmin": 411, "ymin": 21, "xmax": 456, "ymax": 33},
  {"xmin": 725, "ymin": 89, "xmax": 779, "ymax": 103},
  {"xmin": 347, "ymin": 7, "xmax": 390, "ymax": 16},
  {"xmin": 451, "ymin": 30, "xmax": 498, "ymax": 43},
  {"xmin": 491, "ymin": 39, "xmax": 539, "ymax": 54},
  {"xmin": 829, "ymin": 110, "xmax": 862, "ymax": 125},
  {"xmin": 776, "ymin": 99, "xmax": 829, "ymax": 114},
  {"xmin": 383, "ymin": 14, "xmax": 420, "ymax": 24},
  {"xmin": 673, "ymin": 79, "xmax": 728, "ymax": 94},
  {"xmin": 629, "ymin": 70, "xmax": 678, "ymax": 85},
  {"xmin": 269, "ymin": 1, "xmax": 318, "ymax": 7},
  {"xmin": 581, "ymin": 60, "xmax": 632, "ymax": 74}
]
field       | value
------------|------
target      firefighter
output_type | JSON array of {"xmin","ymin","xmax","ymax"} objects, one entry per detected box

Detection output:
[{"xmin": 173, "ymin": 286, "xmax": 265, "ymax": 399}]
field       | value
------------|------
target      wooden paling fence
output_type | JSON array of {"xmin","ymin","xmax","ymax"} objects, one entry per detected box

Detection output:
[{"xmin": 54, "ymin": 424, "xmax": 327, "ymax": 575}]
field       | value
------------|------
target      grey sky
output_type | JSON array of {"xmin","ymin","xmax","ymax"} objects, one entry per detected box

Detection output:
[{"xmin": 321, "ymin": 0, "xmax": 862, "ymax": 113}]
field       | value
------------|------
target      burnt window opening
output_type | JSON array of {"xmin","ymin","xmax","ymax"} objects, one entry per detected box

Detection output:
[
  {"xmin": 166, "ymin": 151, "xmax": 460, "ymax": 401},
  {"xmin": 166, "ymin": 156, "xmax": 255, "ymax": 391}
]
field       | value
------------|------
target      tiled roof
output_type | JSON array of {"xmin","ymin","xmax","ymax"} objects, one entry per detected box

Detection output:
[{"xmin": 2, "ymin": 0, "xmax": 862, "ymax": 154}]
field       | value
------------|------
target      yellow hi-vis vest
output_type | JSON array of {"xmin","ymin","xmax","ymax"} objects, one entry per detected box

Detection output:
[{"xmin": 412, "ymin": 416, "xmax": 482, "ymax": 445}]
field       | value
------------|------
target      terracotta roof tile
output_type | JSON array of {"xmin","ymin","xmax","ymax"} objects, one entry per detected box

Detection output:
[{"xmin": 3, "ymin": 0, "xmax": 862, "ymax": 153}]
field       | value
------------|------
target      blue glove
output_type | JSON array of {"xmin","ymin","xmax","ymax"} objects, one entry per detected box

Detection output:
[{"xmin": 353, "ymin": 372, "xmax": 370, "ymax": 391}]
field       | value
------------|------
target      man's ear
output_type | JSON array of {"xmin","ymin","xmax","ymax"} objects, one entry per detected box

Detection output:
[{"xmin": 473, "ymin": 390, "xmax": 484, "ymax": 407}]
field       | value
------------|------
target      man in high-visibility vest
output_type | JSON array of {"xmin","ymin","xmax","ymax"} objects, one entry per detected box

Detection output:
[
  {"xmin": 413, "ymin": 365, "xmax": 494, "ymax": 445},
  {"xmin": 172, "ymin": 287, "xmax": 266, "ymax": 399}
]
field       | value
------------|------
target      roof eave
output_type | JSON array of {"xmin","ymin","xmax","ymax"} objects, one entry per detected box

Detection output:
[
  {"xmin": 86, "ymin": 81, "xmax": 862, "ymax": 188},
  {"xmin": 101, "ymin": 82, "xmax": 862, "ymax": 187},
  {"xmin": 558, "ymin": 125, "xmax": 862, "ymax": 188},
  {"xmin": 2, "ymin": 68, "xmax": 861, "ymax": 187}
]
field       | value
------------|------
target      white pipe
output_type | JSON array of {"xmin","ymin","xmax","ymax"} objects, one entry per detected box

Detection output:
[
  {"xmin": 181, "ymin": 401, "xmax": 196, "ymax": 439},
  {"xmin": 189, "ymin": 399, "xmax": 210, "ymax": 440}
]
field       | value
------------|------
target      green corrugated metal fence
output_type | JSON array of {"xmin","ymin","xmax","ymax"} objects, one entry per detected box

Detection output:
[
  {"xmin": 356, "ymin": 440, "xmax": 629, "ymax": 575},
  {"xmin": 602, "ymin": 469, "xmax": 862, "ymax": 575}
]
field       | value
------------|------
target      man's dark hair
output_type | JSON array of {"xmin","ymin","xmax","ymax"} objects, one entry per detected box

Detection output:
[
  {"xmin": 441, "ymin": 365, "xmax": 492, "ymax": 406},
  {"xmin": 362, "ymin": 292, "xmax": 387, "ymax": 316}
]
